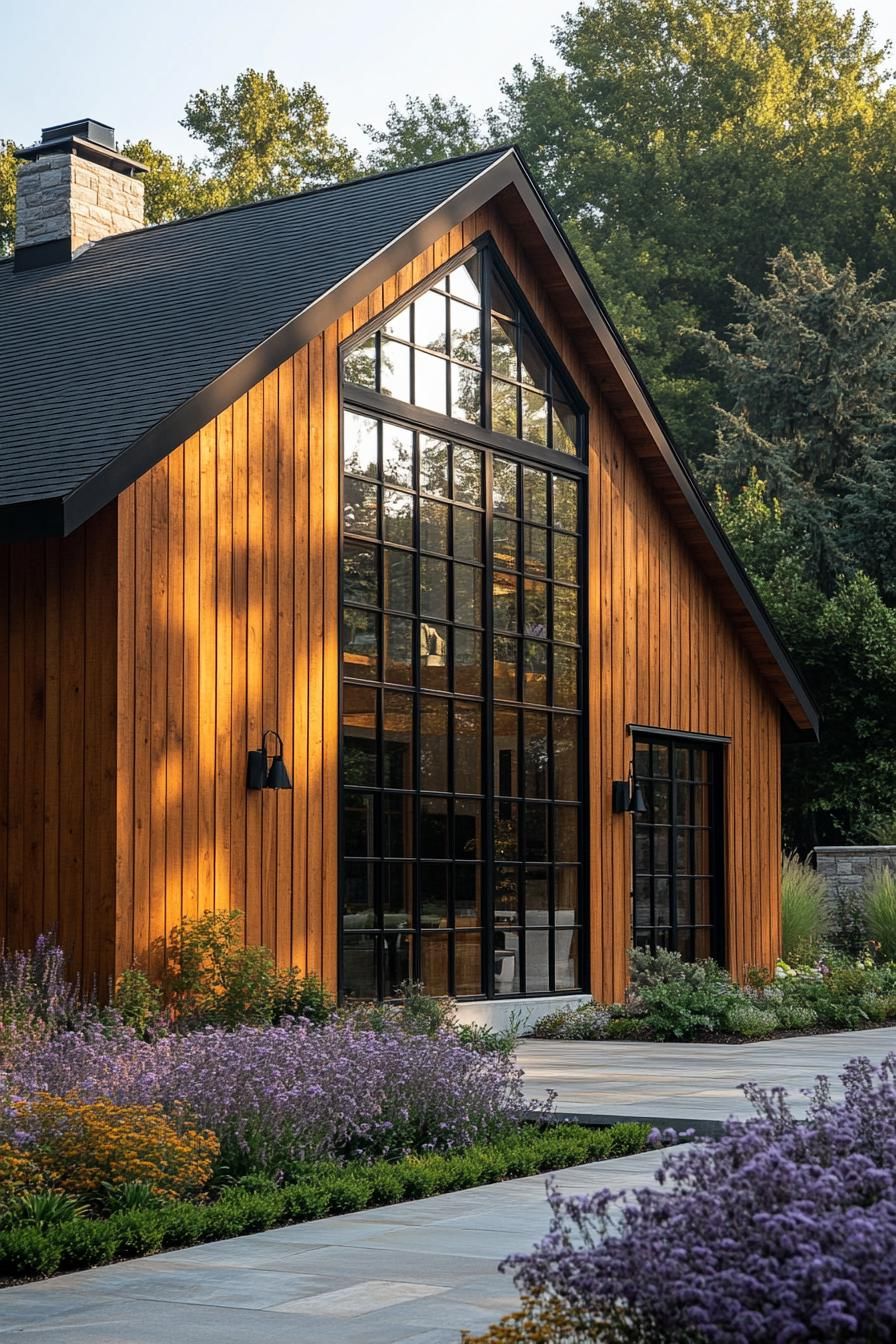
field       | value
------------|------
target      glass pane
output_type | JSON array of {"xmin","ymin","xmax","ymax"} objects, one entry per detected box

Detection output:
[
  {"xmin": 524, "ymin": 804, "xmax": 548, "ymax": 861},
  {"xmin": 522, "ymin": 640, "xmax": 547, "ymax": 704},
  {"xmin": 553, "ymin": 585, "xmax": 578, "ymax": 643},
  {"xmin": 420, "ymin": 436, "xmax": 449, "ymax": 496},
  {"xmin": 380, "ymin": 338, "xmax": 411, "ymax": 402},
  {"xmin": 448, "ymin": 256, "xmax": 481, "ymax": 304},
  {"xmin": 523, "ymin": 712, "xmax": 549, "ymax": 798},
  {"xmin": 455, "ymin": 800, "xmax": 482, "ymax": 860},
  {"xmin": 454, "ymin": 563, "xmax": 481, "ymax": 626},
  {"xmin": 420, "ymin": 621, "xmax": 449, "ymax": 690},
  {"xmin": 343, "ymin": 336, "xmax": 376, "ymax": 388},
  {"xmin": 556, "ymin": 866, "xmax": 579, "ymax": 914},
  {"xmin": 421, "ymin": 797, "xmax": 450, "ymax": 857},
  {"xmin": 493, "ymin": 457, "xmax": 518, "ymax": 515},
  {"xmin": 382, "ymin": 422, "xmax": 414, "ymax": 488},
  {"xmin": 342, "ymin": 933, "xmax": 378, "ymax": 999},
  {"xmin": 655, "ymin": 877, "xmax": 672, "ymax": 925},
  {"xmin": 454, "ymin": 702, "xmax": 482, "ymax": 795},
  {"xmin": 694, "ymin": 829, "xmax": 712, "ymax": 876},
  {"xmin": 523, "ymin": 526, "xmax": 548, "ymax": 575},
  {"xmin": 693, "ymin": 749, "xmax": 710, "ymax": 783},
  {"xmin": 344, "ymin": 792, "xmax": 375, "ymax": 856},
  {"xmin": 634, "ymin": 825, "xmax": 651, "ymax": 873},
  {"xmin": 491, "ymin": 269, "xmax": 516, "ymax": 319},
  {"xmin": 695, "ymin": 879, "xmax": 711, "ymax": 923},
  {"xmin": 383, "ymin": 863, "xmax": 414, "ymax": 917},
  {"xmin": 493, "ymin": 572, "xmax": 518, "ymax": 632},
  {"xmin": 420, "ymin": 498, "xmax": 449, "ymax": 553},
  {"xmin": 552, "ymin": 400, "xmax": 578, "ymax": 456},
  {"xmin": 384, "ymin": 615, "xmax": 413, "ymax": 684},
  {"xmin": 421, "ymin": 932, "xmax": 449, "ymax": 994},
  {"xmin": 675, "ymin": 828, "xmax": 690, "ymax": 874},
  {"xmin": 495, "ymin": 865, "xmax": 519, "ymax": 921},
  {"xmin": 492, "ymin": 377, "xmax": 518, "ymax": 436},
  {"xmin": 455, "ymin": 932, "xmax": 482, "ymax": 996},
  {"xmin": 553, "ymin": 646, "xmax": 578, "ymax": 708},
  {"xmin": 634, "ymin": 876, "xmax": 651, "ymax": 927},
  {"xmin": 524, "ymin": 870, "xmax": 549, "ymax": 920},
  {"xmin": 494, "ymin": 708, "xmax": 519, "ymax": 796},
  {"xmin": 519, "ymin": 329, "xmax": 549, "ymax": 391},
  {"xmin": 420, "ymin": 697, "xmax": 449, "ymax": 791},
  {"xmin": 344, "ymin": 411, "xmax": 379, "ymax": 477},
  {"xmin": 491, "ymin": 315, "xmax": 517, "ymax": 379},
  {"xmin": 494, "ymin": 803, "xmax": 519, "ymax": 858},
  {"xmin": 451, "ymin": 362, "xmax": 481, "ymax": 423},
  {"xmin": 652, "ymin": 743, "xmax": 670, "ymax": 776},
  {"xmin": 522, "ymin": 467, "xmax": 548, "ymax": 523},
  {"xmin": 454, "ymin": 628, "xmax": 482, "ymax": 696},
  {"xmin": 383, "ymin": 691, "xmax": 414, "ymax": 789},
  {"xmin": 383, "ymin": 549, "xmax": 413, "ymax": 612},
  {"xmin": 652, "ymin": 780, "xmax": 671, "ymax": 824},
  {"xmin": 493, "ymin": 517, "xmax": 517, "ymax": 569},
  {"xmin": 383, "ymin": 794, "xmax": 413, "ymax": 858},
  {"xmin": 555, "ymin": 807, "xmax": 578, "ymax": 862},
  {"xmin": 343, "ymin": 607, "xmax": 378, "ymax": 679},
  {"xmin": 675, "ymin": 747, "xmax": 690, "ymax": 779},
  {"xmin": 453, "ymin": 507, "xmax": 481, "ymax": 561},
  {"xmin": 493, "ymin": 635, "xmax": 517, "ymax": 701},
  {"xmin": 384, "ymin": 931, "xmax": 413, "ymax": 998},
  {"xmin": 414, "ymin": 289, "xmax": 447, "ymax": 352},
  {"xmin": 676, "ymin": 927, "xmax": 693, "ymax": 961},
  {"xmin": 521, "ymin": 389, "xmax": 548, "ymax": 446},
  {"xmin": 677, "ymin": 877, "xmax": 693, "ymax": 926},
  {"xmin": 344, "ymin": 541, "xmax": 378, "ymax": 606},
  {"xmin": 694, "ymin": 784, "xmax": 710, "ymax": 826},
  {"xmin": 450, "ymin": 299, "xmax": 480, "ymax": 365},
  {"xmin": 654, "ymin": 828, "xmax": 671, "ymax": 874},
  {"xmin": 553, "ymin": 715, "xmax": 578, "ymax": 800},
  {"xmin": 523, "ymin": 579, "xmax": 548, "ymax": 637},
  {"xmin": 553, "ymin": 533, "xmax": 578, "ymax": 584},
  {"xmin": 494, "ymin": 937, "xmax": 520, "ymax": 995},
  {"xmin": 555, "ymin": 926, "xmax": 578, "ymax": 990},
  {"xmin": 344, "ymin": 478, "xmax": 378, "ymax": 537},
  {"xmin": 343, "ymin": 684, "xmax": 377, "ymax": 786},
  {"xmin": 453, "ymin": 446, "xmax": 482, "ymax": 506},
  {"xmin": 525, "ymin": 931, "xmax": 550, "ymax": 992},
  {"xmin": 420, "ymin": 556, "xmax": 448, "ymax": 619},
  {"xmin": 694, "ymin": 928, "xmax": 712, "ymax": 960},
  {"xmin": 553, "ymin": 476, "xmax": 578, "ymax": 532},
  {"xmin": 675, "ymin": 785, "xmax": 693, "ymax": 826},
  {"xmin": 414, "ymin": 349, "xmax": 448, "ymax": 414},
  {"xmin": 383, "ymin": 489, "xmax": 413, "ymax": 546},
  {"xmin": 383, "ymin": 305, "xmax": 411, "ymax": 341}
]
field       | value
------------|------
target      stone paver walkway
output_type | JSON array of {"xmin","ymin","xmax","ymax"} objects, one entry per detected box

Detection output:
[
  {"xmin": 518, "ymin": 1024, "xmax": 896, "ymax": 1132},
  {"xmin": 4, "ymin": 1026, "xmax": 896, "ymax": 1340},
  {"xmin": 0, "ymin": 1149, "xmax": 667, "ymax": 1343}
]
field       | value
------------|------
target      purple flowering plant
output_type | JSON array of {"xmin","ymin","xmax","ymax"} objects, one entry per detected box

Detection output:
[{"xmin": 501, "ymin": 1054, "xmax": 896, "ymax": 1343}]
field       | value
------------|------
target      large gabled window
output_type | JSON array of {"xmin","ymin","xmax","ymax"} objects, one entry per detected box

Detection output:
[{"xmin": 340, "ymin": 242, "xmax": 587, "ymax": 1001}]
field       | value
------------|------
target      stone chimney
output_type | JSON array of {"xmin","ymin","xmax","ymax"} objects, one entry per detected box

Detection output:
[{"xmin": 14, "ymin": 119, "xmax": 147, "ymax": 272}]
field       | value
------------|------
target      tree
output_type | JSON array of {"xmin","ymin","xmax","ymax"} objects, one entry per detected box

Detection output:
[
  {"xmin": 495, "ymin": 0, "xmax": 896, "ymax": 458},
  {"xmin": 0, "ymin": 141, "xmax": 18, "ymax": 255},
  {"xmin": 699, "ymin": 248, "xmax": 896, "ymax": 600},
  {"xmin": 120, "ymin": 139, "xmax": 218, "ymax": 224},
  {"xmin": 181, "ymin": 69, "xmax": 357, "ymax": 203},
  {"xmin": 362, "ymin": 95, "xmax": 490, "ymax": 173}
]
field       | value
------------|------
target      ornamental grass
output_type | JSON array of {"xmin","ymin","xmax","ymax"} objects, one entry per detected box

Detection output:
[{"xmin": 479, "ymin": 1054, "xmax": 896, "ymax": 1344}]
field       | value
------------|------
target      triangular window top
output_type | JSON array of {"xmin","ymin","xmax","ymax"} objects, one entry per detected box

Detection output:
[{"xmin": 343, "ymin": 245, "xmax": 584, "ymax": 458}]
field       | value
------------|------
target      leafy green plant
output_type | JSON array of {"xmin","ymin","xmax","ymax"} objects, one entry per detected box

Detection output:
[
  {"xmin": 533, "ymin": 1001, "xmax": 610, "ymax": 1040},
  {"xmin": 100, "ymin": 1181, "xmax": 161, "ymax": 1214},
  {"xmin": 111, "ymin": 968, "xmax": 163, "ymax": 1037},
  {"xmin": 455, "ymin": 1014, "xmax": 522, "ymax": 1056},
  {"xmin": 865, "ymin": 866, "xmax": 896, "ymax": 961},
  {"xmin": 830, "ymin": 887, "xmax": 869, "ymax": 956},
  {"xmin": 272, "ymin": 967, "xmax": 336, "ymax": 1024},
  {"xmin": 781, "ymin": 853, "xmax": 829, "ymax": 959},
  {"xmin": 15, "ymin": 1190, "xmax": 88, "ymax": 1231}
]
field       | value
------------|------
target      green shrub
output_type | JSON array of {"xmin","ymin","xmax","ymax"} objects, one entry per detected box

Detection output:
[
  {"xmin": 105, "ymin": 1210, "xmax": 165, "ymax": 1258},
  {"xmin": 53, "ymin": 1219, "xmax": 117, "ymax": 1272},
  {"xmin": 100, "ymin": 1181, "xmax": 161, "ymax": 1214},
  {"xmin": 533, "ymin": 1001, "xmax": 610, "ymax": 1040},
  {"xmin": 865, "ymin": 866, "xmax": 896, "ymax": 960},
  {"xmin": 722, "ymin": 1001, "xmax": 778, "ymax": 1039},
  {"xmin": 830, "ymin": 887, "xmax": 869, "ymax": 956},
  {"xmin": 158, "ymin": 1202, "xmax": 207, "ymax": 1248},
  {"xmin": 781, "ymin": 853, "xmax": 829, "ymax": 959},
  {"xmin": 0, "ymin": 1226, "xmax": 62, "ymax": 1279},
  {"xmin": 111, "ymin": 967, "xmax": 163, "ymax": 1036},
  {"xmin": 15, "ymin": 1190, "xmax": 88, "ymax": 1231},
  {"xmin": 272, "ymin": 967, "xmax": 336, "ymax": 1024}
]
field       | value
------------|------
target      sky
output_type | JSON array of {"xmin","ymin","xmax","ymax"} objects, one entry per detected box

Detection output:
[{"xmin": 2, "ymin": 0, "xmax": 896, "ymax": 159}]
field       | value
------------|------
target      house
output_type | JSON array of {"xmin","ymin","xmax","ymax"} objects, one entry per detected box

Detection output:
[{"xmin": 0, "ymin": 119, "xmax": 818, "ymax": 1022}]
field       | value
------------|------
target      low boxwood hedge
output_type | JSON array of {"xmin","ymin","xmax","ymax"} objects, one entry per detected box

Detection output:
[{"xmin": 0, "ymin": 1121, "xmax": 648, "ymax": 1283}]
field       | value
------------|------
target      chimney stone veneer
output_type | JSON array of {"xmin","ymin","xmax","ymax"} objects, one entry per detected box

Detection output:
[{"xmin": 15, "ymin": 152, "xmax": 145, "ymax": 254}]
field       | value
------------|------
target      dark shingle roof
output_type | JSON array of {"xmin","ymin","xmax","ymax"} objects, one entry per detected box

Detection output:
[{"xmin": 0, "ymin": 148, "xmax": 509, "ymax": 518}]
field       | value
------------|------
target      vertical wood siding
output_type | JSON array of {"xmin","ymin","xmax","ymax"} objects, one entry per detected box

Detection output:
[
  {"xmin": 2, "ymin": 197, "xmax": 781, "ymax": 997},
  {"xmin": 0, "ymin": 506, "xmax": 118, "ymax": 986}
]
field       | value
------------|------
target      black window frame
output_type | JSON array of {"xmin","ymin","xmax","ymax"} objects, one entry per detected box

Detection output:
[{"xmin": 338, "ymin": 239, "xmax": 589, "ymax": 1002}]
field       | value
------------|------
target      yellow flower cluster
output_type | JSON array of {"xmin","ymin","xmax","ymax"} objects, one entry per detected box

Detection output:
[
  {"xmin": 15, "ymin": 1094, "xmax": 219, "ymax": 1203},
  {"xmin": 462, "ymin": 1292, "xmax": 625, "ymax": 1343},
  {"xmin": 0, "ymin": 1141, "xmax": 46, "ymax": 1203}
]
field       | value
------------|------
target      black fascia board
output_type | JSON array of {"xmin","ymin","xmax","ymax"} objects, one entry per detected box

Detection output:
[{"xmin": 0, "ymin": 496, "xmax": 66, "ymax": 541}]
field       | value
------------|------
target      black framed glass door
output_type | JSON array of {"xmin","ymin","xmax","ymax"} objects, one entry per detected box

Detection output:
[{"xmin": 631, "ymin": 732, "xmax": 725, "ymax": 963}]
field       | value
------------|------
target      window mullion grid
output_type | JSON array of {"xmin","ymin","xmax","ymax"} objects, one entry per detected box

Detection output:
[
  {"xmin": 412, "ymin": 433, "xmax": 422, "ymax": 989},
  {"xmin": 482, "ymin": 449, "xmax": 496, "ymax": 998}
]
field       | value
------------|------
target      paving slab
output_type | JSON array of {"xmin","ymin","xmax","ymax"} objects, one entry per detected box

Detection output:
[{"xmin": 0, "ymin": 1150, "xmax": 667, "ymax": 1342}]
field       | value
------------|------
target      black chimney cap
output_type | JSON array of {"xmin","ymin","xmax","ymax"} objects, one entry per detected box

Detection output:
[
  {"xmin": 15, "ymin": 119, "xmax": 146, "ymax": 175},
  {"xmin": 40, "ymin": 119, "xmax": 116, "ymax": 150}
]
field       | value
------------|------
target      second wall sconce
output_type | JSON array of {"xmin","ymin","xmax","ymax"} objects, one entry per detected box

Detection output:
[{"xmin": 247, "ymin": 729, "xmax": 293, "ymax": 791}]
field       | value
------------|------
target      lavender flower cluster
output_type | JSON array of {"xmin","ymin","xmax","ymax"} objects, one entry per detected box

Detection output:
[
  {"xmin": 6, "ymin": 1017, "xmax": 543, "ymax": 1174},
  {"xmin": 505, "ymin": 1054, "xmax": 896, "ymax": 1343}
]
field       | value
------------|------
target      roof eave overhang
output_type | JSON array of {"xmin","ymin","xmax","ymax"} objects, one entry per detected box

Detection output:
[{"xmin": 2, "ymin": 148, "xmax": 818, "ymax": 737}]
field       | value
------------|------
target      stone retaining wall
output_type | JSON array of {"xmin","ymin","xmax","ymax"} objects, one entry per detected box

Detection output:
[{"xmin": 814, "ymin": 846, "xmax": 896, "ymax": 904}]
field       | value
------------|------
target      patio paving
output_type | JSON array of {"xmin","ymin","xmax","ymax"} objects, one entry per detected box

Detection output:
[
  {"xmin": 517, "ymin": 1024, "xmax": 896, "ymax": 1133},
  {"xmin": 4, "ymin": 1025, "xmax": 896, "ymax": 1340}
]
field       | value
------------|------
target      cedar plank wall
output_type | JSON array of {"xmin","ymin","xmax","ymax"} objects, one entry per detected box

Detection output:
[
  {"xmin": 0, "ymin": 505, "xmax": 119, "ymax": 987},
  {"xmin": 109, "ymin": 199, "xmax": 780, "ymax": 996}
]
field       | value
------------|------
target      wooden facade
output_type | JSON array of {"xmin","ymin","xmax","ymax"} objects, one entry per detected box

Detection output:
[{"xmin": 1, "ymin": 189, "xmax": 784, "ymax": 1002}]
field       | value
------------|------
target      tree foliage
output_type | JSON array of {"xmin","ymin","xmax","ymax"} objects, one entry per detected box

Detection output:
[
  {"xmin": 362, "ymin": 95, "xmax": 490, "ymax": 173},
  {"xmin": 0, "ymin": 140, "xmax": 18, "ymax": 255}
]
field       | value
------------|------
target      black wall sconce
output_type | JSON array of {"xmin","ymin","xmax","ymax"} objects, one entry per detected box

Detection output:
[
  {"xmin": 247, "ymin": 730, "xmax": 292, "ymax": 791},
  {"xmin": 612, "ymin": 765, "xmax": 648, "ymax": 816}
]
